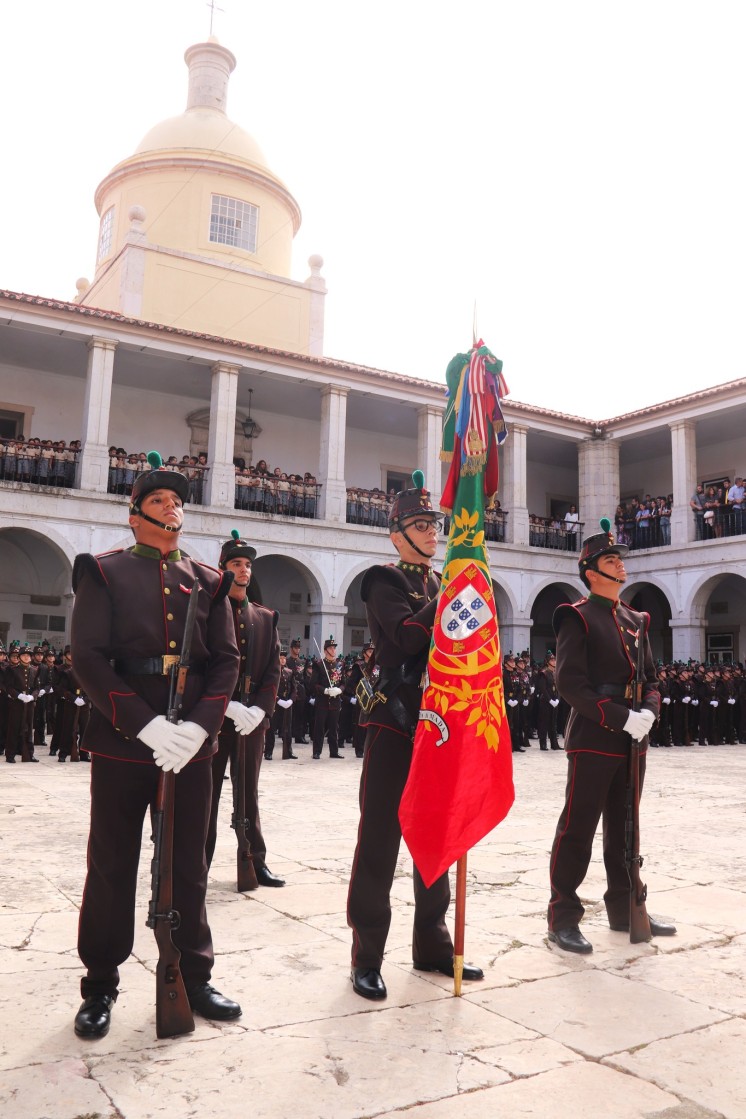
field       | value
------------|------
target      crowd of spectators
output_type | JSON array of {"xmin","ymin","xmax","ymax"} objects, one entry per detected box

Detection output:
[
  {"xmin": 528, "ymin": 506, "xmax": 582, "ymax": 551},
  {"xmin": 690, "ymin": 478, "xmax": 745, "ymax": 539},
  {"xmin": 614, "ymin": 495, "xmax": 673, "ymax": 549},
  {"xmin": 347, "ymin": 488, "xmax": 508, "ymax": 540},
  {"xmin": 234, "ymin": 460, "xmax": 320, "ymax": 518},
  {"xmin": 107, "ymin": 448, "xmax": 208, "ymax": 504},
  {"xmin": 0, "ymin": 438, "xmax": 80, "ymax": 487}
]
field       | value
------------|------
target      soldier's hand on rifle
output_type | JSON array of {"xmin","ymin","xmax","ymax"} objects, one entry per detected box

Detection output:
[
  {"xmin": 74, "ymin": 696, "xmax": 86, "ymax": 707},
  {"xmin": 225, "ymin": 701, "xmax": 265, "ymax": 736},
  {"xmin": 138, "ymin": 714, "xmax": 186, "ymax": 756},
  {"xmin": 324, "ymin": 686, "xmax": 342, "ymax": 697},
  {"xmin": 153, "ymin": 721, "xmax": 207, "ymax": 773},
  {"xmin": 624, "ymin": 708, "xmax": 655, "ymax": 741}
]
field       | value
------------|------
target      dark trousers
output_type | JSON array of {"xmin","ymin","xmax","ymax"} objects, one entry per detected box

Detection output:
[
  {"xmin": 312, "ymin": 702, "xmax": 340, "ymax": 756},
  {"xmin": 206, "ymin": 720, "xmax": 267, "ymax": 870},
  {"xmin": 347, "ymin": 724, "xmax": 453, "ymax": 970},
  {"xmin": 548, "ymin": 750, "xmax": 647, "ymax": 931},
  {"xmin": 5, "ymin": 699, "xmax": 35, "ymax": 760},
  {"xmin": 78, "ymin": 755, "xmax": 214, "ymax": 998},
  {"xmin": 265, "ymin": 705, "xmax": 293, "ymax": 758},
  {"xmin": 537, "ymin": 700, "xmax": 559, "ymax": 749}
]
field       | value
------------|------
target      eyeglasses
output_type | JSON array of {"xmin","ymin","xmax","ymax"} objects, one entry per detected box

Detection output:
[{"xmin": 403, "ymin": 518, "xmax": 442, "ymax": 533}]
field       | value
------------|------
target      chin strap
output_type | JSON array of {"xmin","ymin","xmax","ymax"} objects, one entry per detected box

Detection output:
[
  {"xmin": 131, "ymin": 504, "xmax": 181, "ymax": 533},
  {"xmin": 589, "ymin": 564, "xmax": 625, "ymax": 586},
  {"xmin": 398, "ymin": 523, "xmax": 432, "ymax": 559}
]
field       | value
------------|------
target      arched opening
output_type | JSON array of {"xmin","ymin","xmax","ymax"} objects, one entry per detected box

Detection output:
[
  {"xmin": 529, "ymin": 582, "xmax": 579, "ymax": 663},
  {"xmin": 690, "ymin": 572, "xmax": 746, "ymax": 664},
  {"xmin": 0, "ymin": 528, "xmax": 73, "ymax": 650},
  {"xmin": 251, "ymin": 554, "xmax": 322, "ymax": 657},
  {"xmin": 623, "ymin": 582, "xmax": 674, "ymax": 662},
  {"xmin": 344, "ymin": 571, "xmax": 368, "ymax": 654}
]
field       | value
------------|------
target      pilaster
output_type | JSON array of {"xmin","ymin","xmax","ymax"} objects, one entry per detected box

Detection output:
[
  {"xmin": 318, "ymin": 385, "xmax": 348, "ymax": 522},
  {"xmin": 670, "ymin": 420, "xmax": 698, "ymax": 546},
  {"xmin": 77, "ymin": 336, "xmax": 118, "ymax": 492},
  {"xmin": 502, "ymin": 424, "xmax": 529, "ymax": 545},
  {"xmin": 578, "ymin": 436, "xmax": 620, "ymax": 538},
  {"xmin": 417, "ymin": 404, "xmax": 443, "ymax": 510},
  {"xmin": 204, "ymin": 361, "xmax": 239, "ymax": 509}
]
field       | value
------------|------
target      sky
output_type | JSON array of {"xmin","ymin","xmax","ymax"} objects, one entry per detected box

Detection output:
[{"xmin": 2, "ymin": 0, "xmax": 746, "ymax": 419}]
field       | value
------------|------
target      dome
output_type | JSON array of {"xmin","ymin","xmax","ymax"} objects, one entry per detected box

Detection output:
[{"xmin": 134, "ymin": 107, "xmax": 270, "ymax": 171}]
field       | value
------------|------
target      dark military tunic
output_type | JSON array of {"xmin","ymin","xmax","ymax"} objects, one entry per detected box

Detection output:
[
  {"xmin": 265, "ymin": 664, "xmax": 296, "ymax": 759},
  {"xmin": 71, "ymin": 543, "xmax": 238, "ymax": 1000},
  {"xmin": 4, "ymin": 661, "xmax": 39, "ymax": 761},
  {"xmin": 347, "ymin": 561, "xmax": 452, "ymax": 971},
  {"xmin": 205, "ymin": 596, "xmax": 280, "ymax": 872},
  {"xmin": 548, "ymin": 593, "xmax": 660, "ymax": 932}
]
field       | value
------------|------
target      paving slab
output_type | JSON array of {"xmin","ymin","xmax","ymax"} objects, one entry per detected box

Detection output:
[{"xmin": 0, "ymin": 740, "xmax": 743, "ymax": 1119}]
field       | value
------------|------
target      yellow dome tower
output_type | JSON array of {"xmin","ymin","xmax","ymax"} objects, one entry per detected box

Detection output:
[{"xmin": 77, "ymin": 39, "xmax": 325, "ymax": 355}]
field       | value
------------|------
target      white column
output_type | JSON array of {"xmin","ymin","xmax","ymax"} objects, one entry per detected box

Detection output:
[
  {"xmin": 77, "ymin": 336, "xmax": 117, "ymax": 492},
  {"xmin": 304, "ymin": 255, "xmax": 327, "ymax": 357},
  {"xmin": 499, "ymin": 620, "xmax": 533, "ymax": 658},
  {"xmin": 318, "ymin": 385, "xmax": 348, "ymax": 522},
  {"xmin": 501, "ymin": 424, "xmax": 529, "ymax": 544},
  {"xmin": 670, "ymin": 420, "xmax": 697, "ymax": 545},
  {"xmin": 578, "ymin": 436, "xmax": 620, "ymax": 540},
  {"xmin": 417, "ymin": 404, "xmax": 443, "ymax": 510},
  {"xmin": 308, "ymin": 605, "xmax": 348, "ymax": 655},
  {"xmin": 669, "ymin": 619, "xmax": 706, "ymax": 663},
  {"xmin": 204, "ymin": 361, "xmax": 239, "ymax": 509}
]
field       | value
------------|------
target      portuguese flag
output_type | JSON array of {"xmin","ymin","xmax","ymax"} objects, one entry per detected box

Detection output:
[{"xmin": 399, "ymin": 341, "xmax": 515, "ymax": 888}]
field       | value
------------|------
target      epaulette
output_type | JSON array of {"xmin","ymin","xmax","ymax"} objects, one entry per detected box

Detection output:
[
  {"xmin": 72, "ymin": 551, "xmax": 121, "ymax": 591},
  {"xmin": 361, "ymin": 563, "xmax": 436, "ymax": 602},
  {"xmin": 552, "ymin": 599, "xmax": 589, "ymax": 638}
]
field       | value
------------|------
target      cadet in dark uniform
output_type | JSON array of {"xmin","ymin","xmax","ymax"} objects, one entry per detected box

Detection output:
[
  {"xmin": 264, "ymin": 648, "xmax": 297, "ymax": 760},
  {"xmin": 502, "ymin": 653, "xmax": 523, "ymax": 752},
  {"xmin": 347, "ymin": 475, "xmax": 483, "ymax": 1000},
  {"xmin": 71, "ymin": 454, "xmax": 241, "ymax": 1039},
  {"xmin": 345, "ymin": 642, "xmax": 374, "ymax": 758},
  {"xmin": 4, "ymin": 645, "xmax": 39, "ymax": 762},
  {"xmin": 310, "ymin": 639, "xmax": 344, "ymax": 758},
  {"xmin": 0, "ymin": 644, "xmax": 8, "ymax": 756},
  {"xmin": 536, "ymin": 653, "xmax": 561, "ymax": 750},
  {"xmin": 52, "ymin": 647, "xmax": 91, "ymax": 762},
  {"xmin": 547, "ymin": 519, "xmax": 676, "ymax": 953},
  {"xmin": 205, "ymin": 532, "xmax": 284, "ymax": 886}
]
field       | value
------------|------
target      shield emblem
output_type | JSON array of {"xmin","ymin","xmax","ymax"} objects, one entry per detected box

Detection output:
[{"xmin": 434, "ymin": 566, "xmax": 495, "ymax": 655}]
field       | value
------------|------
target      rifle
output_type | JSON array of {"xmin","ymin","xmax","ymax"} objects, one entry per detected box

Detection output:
[
  {"xmin": 232, "ymin": 622, "xmax": 259, "ymax": 892},
  {"xmin": 70, "ymin": 691, "xmax": 81, "ymax": 762},
  {"xmin": 146, "ymin": 578, "xmax": 201, "ymax": 1039},
  {"xmin": 625, "ymin": 624, "xmax": 652, "ymax": 944}
]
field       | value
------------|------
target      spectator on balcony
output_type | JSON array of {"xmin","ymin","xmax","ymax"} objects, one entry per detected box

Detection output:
[
  {"xmin": 635, "ymin": 499, "xmax": 652, "ymax": 547},
  {"xmin": 727, "ymin": 477, "xmax": 744, "ymax": 533},
  {"xmin": 690, "ymin": 483, "xmax": 706, "ymax": 540},
  {"xmin": 703, "ymin": 485, "xmax": 721, "ymax": 538},
  {"xmin": 564, "ymin": 505, "xmax": 579, "ymax": 551},
  {"xmin": 255, "ymin": 459, "xmax": 269, "ymax": 476},
  {"xmin": 614, "ymin": 504, "xmax": 630, "ymax": 546},
  {"xmin": 303, "ymin": 473, "xmax": 318, "ymax": 519},
  {"xmin": 658, "ymin": 496, "xmax": 672, "ymax": 545}
]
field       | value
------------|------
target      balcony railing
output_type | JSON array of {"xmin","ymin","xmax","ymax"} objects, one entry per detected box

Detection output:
[
  {"xmin": 0, "ymin": 449, "xmax": 79, "ymax": 489},
  {"xmin": 694, "ymin": 507, "xmax": 746, "ymax": 542},
  {"xmin": 442, "ymin": 512, "xmax": 508, "ymax": 543},
  {"xmin": 108, "ymin": 465, "xmax": 209, "ymax": 506},
  {"xmin": 529, "ymin": 518, "xmax": 584, "ymax": 552},
  {"xmin": 235, "ymin": 479, "xmax": 321, "ymax": 519}
]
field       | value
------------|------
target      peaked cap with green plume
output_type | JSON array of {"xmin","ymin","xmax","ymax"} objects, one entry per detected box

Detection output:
[
  {"xmin": 388, "ymin": 469, "xmax": 441, "ymax": 530},
  {"xmin": 219, "ymin": 528, "xmax": 257, "ymax": 569},
  {"xmin": 578, "ymin": 516, "xmax": 629, "ymax": 575},
  {"xmin": 129, "ymin": 450, "xmax": 189, "ymax": 509}
]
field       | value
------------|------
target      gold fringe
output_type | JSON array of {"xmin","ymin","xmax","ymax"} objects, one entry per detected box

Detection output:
[
  {"xmin": 460, "ymin": 454, "xmax": 487, "ymax": 476},
  {"xmin": 440, "ymin": 450, "xmax": 454, "ymax": 463}
]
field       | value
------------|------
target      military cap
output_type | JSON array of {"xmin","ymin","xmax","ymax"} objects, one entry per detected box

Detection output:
[
  {"xmin": 130, "ymin": 450, "xmax": 188, "ymax": 508},
  {"xmin": 362, "ymin": 640, "xmax": 374, "ymax": 653},
  {"xmin": 279, "ymin": 646, "xmax": 288, "ymax": 656},
  {"xmin": 219, "ymin": 528, "xmax": 257, "ymax": 569},
  {"xmin": 323, "ymin": 636, "xmax": 338, "ymax": 650},
  {"xmin": 388, "ymin": 469, "xmax": 442, "ymax": 530},
  {"xmin": 290, "ymin": 637, "xmax": 301, "ymax": 649},
  {"xmin": 578, "ymin": 516, "xmax": 628, "ymax": 575}
]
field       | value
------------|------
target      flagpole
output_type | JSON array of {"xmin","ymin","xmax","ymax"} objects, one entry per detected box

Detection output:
[{"xmin": 453, "ymin": 854, "xmax": 467, "ymax": 996}]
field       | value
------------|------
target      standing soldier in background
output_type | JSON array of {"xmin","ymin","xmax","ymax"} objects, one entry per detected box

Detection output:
[
  {"xmin": 345, "ymin": 642, "xmax": 374, "ymax": 758},
  {"xmin": 52, "ymin": 646, "xmax": 91, "ymax": 762},
  {"xmin": 503, "ymin": 653, "xmax": 523, "ymax": 753},
  {"xmin": 547, "ymin": 520, "xmax": 676, "ymax": 954},
  {"xmin": 0, "ymin": 644, "xmax": 9, "ymax": 758},
  {"xmin": 536, "ymin": 652, "xmax": 561, "ymax": 751},
  {"xmin": 205, "ymin": 531, "xmax": 284, "ymax": 887},
  {"xmin": 4, "ymin": 645, "xmax": 39, "ymax": 763},
  {"xmin": 32, "ymin": 647, "xmax": 49, "ymax": 748},
  {"xmin": 71, "ymin": 454, "xmax": 241, "ymax": 1040},
  {"xmin": 310, "ymin": 638, "xmax": 344, "ymax": 759},
  {"xmin": 264, "ymin": 647, "xmax": 297, "ymax": 760}
]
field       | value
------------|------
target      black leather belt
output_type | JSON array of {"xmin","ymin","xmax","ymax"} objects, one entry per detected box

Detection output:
[
  {"xmin": 596, "ymin": 683, "xmax": 633, "ymax": 700},
  {"xmin": 114, "ymin": 657, "xmax": 206, "ymax": 676}
]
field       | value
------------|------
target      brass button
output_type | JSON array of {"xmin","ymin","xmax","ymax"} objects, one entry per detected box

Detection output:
[
  {"xmin": 164, "ymin": 587, "xmax": 171, "ymax": 595},
  {"xmin": 240, "ymin": 624, "xmax": 245, "ymax": 630},
  {"xmin": 162, "ymin": 564, "xmax": 168, "ymax": 571},
  {"xmin": 169, "ymin": 640, "xmax": 177, "ymax": 649},
  {"xmin": 167, "ymin": 613, "xmax": 174, "ymax": 621},
  {"xmin": 241, "ymin": 639, "xmax": 246, "ymax": 645}
]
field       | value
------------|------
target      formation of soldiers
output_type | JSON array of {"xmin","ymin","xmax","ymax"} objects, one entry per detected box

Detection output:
[
  {"xmin": 0, "ymin": 642, "xmax": 91, "ymax": 763},
  {"xmin": 502, "ymin": 652, "xmax": 746, "ymax": 752}
]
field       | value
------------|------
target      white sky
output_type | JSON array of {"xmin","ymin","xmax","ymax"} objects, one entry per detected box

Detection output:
[{"xmin": 2, "ymin": 0, "xmax": 746, "ymax": 418}]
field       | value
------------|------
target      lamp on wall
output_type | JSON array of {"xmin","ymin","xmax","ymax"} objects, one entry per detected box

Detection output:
[{"xmin": 241, "ymin": 388, "xmax": 262, "ymax": 439}]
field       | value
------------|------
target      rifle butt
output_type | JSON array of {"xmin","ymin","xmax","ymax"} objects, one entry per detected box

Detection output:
[
  {"xmin": 155, "ymin": 957, "xmax": 195, "ymax": 1038},
  {"xmin": 237, "ymin": 849, "xmax": 259, "ymax": 892}
]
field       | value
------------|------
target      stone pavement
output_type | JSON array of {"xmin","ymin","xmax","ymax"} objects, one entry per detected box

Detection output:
[{"xmin": 1, "ymin": 738, "xmax": 744, "ymax": 1119}]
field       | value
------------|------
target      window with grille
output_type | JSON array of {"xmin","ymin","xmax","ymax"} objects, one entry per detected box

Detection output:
[
  {"xmin": 209, "ymin": 195, "xmax": 258, "ymax": 253},
  {"xmin": 97, "ymin": 207, "xmax": 114, "ymax": 262}
]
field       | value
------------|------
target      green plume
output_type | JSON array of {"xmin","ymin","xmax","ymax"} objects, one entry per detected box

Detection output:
[
  {"xmin": 147, "ymin": 451, "xmax": 163, "ymax": 470},
  {"xmin": 231, "ymin": 528, "xmax": 240, "ymax": 541},
  {"xmin": 412, "ymin": 469, "xmax": 425, "ymax": 490},
  {"xmin": 600, "ymin": 517, "xmax": 611, "ymax": 533}
]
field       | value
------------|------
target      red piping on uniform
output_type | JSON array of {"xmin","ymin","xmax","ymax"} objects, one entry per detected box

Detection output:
[
  {"xmin": 548, "ymin": 752, "xmax": 578, "ymax": 931},
  {"xmin": 597, "ymin": 697, "xmax": 612, "ymax": 725},
  {"xmin": 402, "ymin": 619, "xmax": 430, "ymax": 635},
  {"xmin": 108, "ymin": 691, "xmax": 136, "ymax": 723},
  {"xmin": 347, "ymin": 727, "xmax": 381, "ymax": 966}
]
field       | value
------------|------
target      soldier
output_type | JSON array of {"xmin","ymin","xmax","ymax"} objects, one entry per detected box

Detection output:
[
  {"xmin": 310, "ymin": 638, "xmax": 344, "ymax": 758},
  {"xmin": 70, "ymin": 452, "xmax": 241, "ymax": 1039},
  {"xmin": 32, "ymin": 646, "xmax": 50, "ymax": 747},
  {"xmin": 0, "ymin": 644, "xmax": 9, "ymax": 756},
  {"xmin": 536, "ymin": 652, "xmax": 561, "ymax": 750},
  {"xmin": 345, "ymin": 642, "xmax": 375, "ymax": 758},
  {"xmin": 547, "ymin": 520, "xmax": 675, "ymax": 954},
  {"xmin": 205, "ymin": 531, "xmax": 284, "ymax": 887},
  {"xmin": 346, "ymin": 473, "xmax": 483, "ymax": 1000},
  {"xmin": 652, "ymin": 667, "xmax": 673, "ymax": 747},
  {"xmin": 503, "ymin": 653, "xmax": 523, "ymax": 753},
  {"xmin": 4, "ymin": 644, "xmax": 39, "ymax": 762},
  {"xmin": 52, "ymin": 646, "xmax": 91, "ymax": 762},
  {"xmin": 265, "ymin": 648, "xmax": 297, "ymax": 760}
]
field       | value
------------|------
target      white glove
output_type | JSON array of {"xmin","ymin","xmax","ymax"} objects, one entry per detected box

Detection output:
[
  {"xmin": 138, "ymin": 715, "xmax": 184, "ymax": 755},
  {"xmin": 74, "ymin": 696, "xmax": 86, "ymax": 707},
  {"xmin": 350, "ymin": 697, "xmax": 357, "ymax": 706},
  {"xmin": 37, "ymin": 688, "xmax": 46, "ymax": 697},
  {"xmin": 692, "ymin": 699, "xmax": 699, "ymax": 706},
  {"xmin": 728, "ymin": 698, "xmax": 736, "ymax": 705},
  {"xmin": 324, "ymin": 686, "xmax": 342, "ymax": 697},
  {"xmin": 550, "ymin": 698, "xmax": 560, "ymax": 708},
  {"xmin": 522, "ymin": 699, "xmax": 530, "ymax": 706},
  {"xmin": 225, "ymin": 701, "xmax": 265, "ymax": 735},
  {"xmin": 276, "ymin": 698, "xmax": 293, "ymax": 709},
  {"xmin": 682, "ymin": 696, "xmax": 691, "ymax": 704},
  {"xmin": 710, "ymin": 700, "xmax": 719, "ymax": 707},
  {"xmin": 309, "ymin": 697, "xmax": 315, "ymax": 705},
  {"xmin": 624, "ymin": 708, "xmax": 656, "ymax": 742},
  {"xmin": 662, "ymin": 697, "xmax": 671, "ymax": 705},
  {"xmin": 530, "ymin": 687, "xmax": 535, "ymax": 694},
  {"xmin": 21, "ymin": 693, "xmax": 34, "ymax": 704},
  {"xmin": 507, "ymin": 699, "xmax": 518, "ymax": 708},
  {"xmin": 152, "ymin": 720, "xmax": 207, "ymax": 774}
]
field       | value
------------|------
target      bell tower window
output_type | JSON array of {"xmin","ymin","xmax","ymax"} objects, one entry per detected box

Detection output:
[
  {"xmin": 97, "ymin": 207, "xmax": 115, "ymax": 263},
  {"xmin": 209, "ymin": 194, "xmax": 258, "ymax": 253}
]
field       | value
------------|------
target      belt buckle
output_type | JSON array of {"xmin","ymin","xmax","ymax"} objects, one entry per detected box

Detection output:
[
  {"xmin": 162, "ymin": 654, "xmax": 180, "ymax": 674},
  {"xmin": 624, "ymin": 683, "xmax": 633, "ymax": 701}
]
